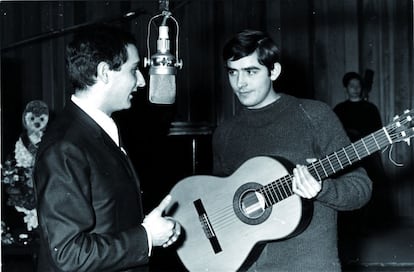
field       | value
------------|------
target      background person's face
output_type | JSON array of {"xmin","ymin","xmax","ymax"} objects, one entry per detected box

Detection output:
[{"xmin": 346, "ymin": 78, "xmax": 362, "ymax": 100}]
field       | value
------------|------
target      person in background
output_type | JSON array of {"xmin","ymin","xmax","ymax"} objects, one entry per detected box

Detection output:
[
  {"xmin": 334, "ymin": 72, "xmax": 390, "ymax": 232},
  {"xmin": 212, "ymin": 29, "xmax": 372, "ymax": 271},
  {"xmin": 33, "ymin": 24, "xmax": 181, "ymax": 272},
  {"xmin": 333, "ymin": 71, "xmax": 383, "ymax": 142}
]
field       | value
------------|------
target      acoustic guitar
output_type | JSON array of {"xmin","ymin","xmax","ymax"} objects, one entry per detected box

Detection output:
[{"xmin": 168, "ymin": 109, "xmax": 413, "ymax": 272}]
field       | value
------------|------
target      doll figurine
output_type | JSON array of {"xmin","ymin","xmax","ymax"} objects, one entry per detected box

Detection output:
[{"xmin": 2, "ymin": 100, "xmax": 49, "ymax": 232}]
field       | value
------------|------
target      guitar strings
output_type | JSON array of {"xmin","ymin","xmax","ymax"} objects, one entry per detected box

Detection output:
[{"xmin": 208, "ymin": 177, "xmax": 294, "ymax": 231}]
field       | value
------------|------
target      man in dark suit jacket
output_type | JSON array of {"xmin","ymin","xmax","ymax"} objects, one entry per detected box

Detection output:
[{"xmin": 33, "ymin": 24, "xmax": 181, "ymax": 272}]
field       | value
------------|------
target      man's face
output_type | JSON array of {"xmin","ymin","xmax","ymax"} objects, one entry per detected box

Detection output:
[
  {"xmin": 346, "ymin": 78, "xmax": 362, "ymax": 100},
  {"xmin": 226, "ymin": 51, "xmax": 279, "ymax": 109},
  {"xmin": 104, "ymin": 44, "xmax": 146, "ymax": 113}
]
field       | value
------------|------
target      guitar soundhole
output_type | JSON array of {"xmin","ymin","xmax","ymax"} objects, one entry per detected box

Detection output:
[{"xmin": 233, "ymin": 182, "xmax": 272, "ymax": 225}]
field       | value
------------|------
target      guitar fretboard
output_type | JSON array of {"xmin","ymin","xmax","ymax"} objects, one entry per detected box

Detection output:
[{"xmin": 258, "ymin": 127, "xmax": 392, "ymax": 208}]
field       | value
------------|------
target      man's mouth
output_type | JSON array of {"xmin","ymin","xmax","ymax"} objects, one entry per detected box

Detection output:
[{"xmin": 238, "ymin": 90, "xmax": 252, "ymax": 96}]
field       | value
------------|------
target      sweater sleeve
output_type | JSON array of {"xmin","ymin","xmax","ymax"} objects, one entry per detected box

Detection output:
[{"xmin": 303, "ymin": 102, "xmax": 373, "ymax": 211}]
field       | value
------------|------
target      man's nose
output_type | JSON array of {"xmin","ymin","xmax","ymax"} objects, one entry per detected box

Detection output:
[
  {"xmin": 136, "ymin": 70, "xmax": 146, "ymax": 88},
  {"xmin": 237, "ymin": 73, "xmax": 247, "ymax": 88}
]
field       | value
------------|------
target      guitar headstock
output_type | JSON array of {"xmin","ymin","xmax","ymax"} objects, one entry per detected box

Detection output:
[{"xmin": 386, "ymin": 109, "xmax": 414, "ymax": 145}]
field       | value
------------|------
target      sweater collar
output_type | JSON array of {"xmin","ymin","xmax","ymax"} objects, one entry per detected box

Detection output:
[{"xmin": 238, "ymin": 93, "xmax": 291, "ymax": 126}]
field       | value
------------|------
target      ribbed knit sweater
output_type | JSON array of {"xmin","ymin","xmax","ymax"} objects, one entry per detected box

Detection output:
[{"xmin": 212, "ymin": 93, "xmax": 372, "ymax": 272}]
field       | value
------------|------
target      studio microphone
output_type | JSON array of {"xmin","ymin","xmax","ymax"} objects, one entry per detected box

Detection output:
[{"xmin": 144, "ymin": 12, "xmax": 182, "ymax": 104}]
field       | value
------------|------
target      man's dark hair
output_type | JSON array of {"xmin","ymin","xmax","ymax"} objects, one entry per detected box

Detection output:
[
  {"xmin": 222, "ymin": 29, "xmax": 280, "ymax": 74},
  {"xmin": 66, "ymin": 24, "xmax": 137, "ymax": 91},
  {"xmin": 342, "ymin": 71, "xmax": 363, "ymax": 88}
]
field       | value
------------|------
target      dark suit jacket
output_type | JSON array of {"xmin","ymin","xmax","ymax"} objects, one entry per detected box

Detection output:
[{"xmin": 34, "ymin": 101, "xmax": 149, "ymax": 272}]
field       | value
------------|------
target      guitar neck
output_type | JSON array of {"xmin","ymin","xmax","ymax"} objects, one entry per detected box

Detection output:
[
  {"xmin": 261, "ymin": 127, "xmax": 391, "ymax": 207},
  {"xmin": 307, "ymin": 127, "xmax": 390, "ymax": 181}
]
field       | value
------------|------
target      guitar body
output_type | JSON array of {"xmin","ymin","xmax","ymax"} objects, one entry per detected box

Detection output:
[{"xmin": 169, "ymin": 156, "xmax": 312, "ymax": 271}]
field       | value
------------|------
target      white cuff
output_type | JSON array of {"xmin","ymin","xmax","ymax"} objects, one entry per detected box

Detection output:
[{"xmin": 141, "ymin": 223, "xmax": 153, "ymax": 256}]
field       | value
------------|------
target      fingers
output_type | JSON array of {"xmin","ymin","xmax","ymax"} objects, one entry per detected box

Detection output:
[
  {"xmin": 155, "ymin": 195, "xmax": 172, "ymax": 214},
  {"xmin": 162, "ymin": 219, "xmax": 182, "ymax": 248},
  {"xmin": 292, "ymin": 165, "xmax": 321, "ymax": 199},
  {"xmin": 146, "ymin": 195, "xmax": 172, "ymax": 220},
  {"xmin": 144, "ymin": 198, "xmax": 182, "ymax": 248},
  {"xmin": 144, "ymin": 216, "xmax": 181, "ymax": 247}
]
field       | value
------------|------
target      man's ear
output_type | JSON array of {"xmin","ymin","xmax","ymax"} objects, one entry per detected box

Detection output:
[
  {"xmin": 270, "ymin": 62, "xmax": 281, "ymax": 81},
  {"xmin": 96, "ymin": 61, "xmax": 110, "ymax": 84}
]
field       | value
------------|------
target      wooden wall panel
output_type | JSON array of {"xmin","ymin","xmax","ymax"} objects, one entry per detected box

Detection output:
[
  {"xmin": 312, "ymin": 0, "xmax": 362, "ymax": 106},
  {"xmin": 277, "ymin": 0, "xmax": 313, "ymax": 98},
  {"xmin": 40, "ymin": 2, "xmax": 68, "ymax": 114},
  {"xmin": 358, "ymin": 0, "xmax": 414, "ymax": 220},
  {"xmin": 360, "ymin": 0, "xmax": 389, "ymax": 113},
  {"xmin": 173, "ymin": 0, "xmax": 217, "ymax": 123},
  {"xmin": 264, "ymin": 0, "xmax": 282, "ymax": 45},
  {"xmin": 213, "ymin": 0, "xmax": 239, "ymax": 122},
  {"xmin": 388, "ymin": 0, "xmax": 414, "ymax": 220}
]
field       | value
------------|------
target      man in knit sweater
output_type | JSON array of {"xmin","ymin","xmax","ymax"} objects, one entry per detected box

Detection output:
[{"xmin": 212, "ymin": 29, "xmax": 372, "ymax": 271}]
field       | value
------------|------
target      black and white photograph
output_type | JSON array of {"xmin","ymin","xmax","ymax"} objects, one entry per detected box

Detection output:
[{"xmin": 1, "ymin": 1, "xmax": 413, "ymax": 271}]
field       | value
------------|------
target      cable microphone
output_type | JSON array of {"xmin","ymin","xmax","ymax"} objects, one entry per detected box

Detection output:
[{"xmin": 144, "ymin": 11, "xmax": 182, "ymax": 104}]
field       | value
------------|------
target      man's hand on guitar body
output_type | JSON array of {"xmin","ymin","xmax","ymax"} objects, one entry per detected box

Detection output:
[
  {"xmin": 143, "ymin": 195, "xmax": 182, "ymax": 248},
  {"xmin": 292, "ymin": 164, "xmax": 322, "ymax": 199}
]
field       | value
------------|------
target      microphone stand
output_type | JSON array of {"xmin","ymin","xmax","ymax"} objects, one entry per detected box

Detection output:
[
  {"xmin": 2, "ymin": 0, "xmax": 193, "ymax": 52},
  {"xmin": 1, "ymin": 8, "xmax": 148, "ymax": 52}
]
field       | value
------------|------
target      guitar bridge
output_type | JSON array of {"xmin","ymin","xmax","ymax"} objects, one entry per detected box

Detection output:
[{"xmin": 193, "ymin": 199, "xmax": 222, "ymax": 254}]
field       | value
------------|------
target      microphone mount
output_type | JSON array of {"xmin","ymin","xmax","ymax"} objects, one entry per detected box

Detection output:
[{"xmin": 143, "ymin": 11, "xmax": 183, "ymax": 75}]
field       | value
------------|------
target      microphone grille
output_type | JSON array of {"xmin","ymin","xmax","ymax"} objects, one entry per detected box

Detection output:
[{"xmin": 149, "ymin": 74, "xmax": 176, "ymax": 104}]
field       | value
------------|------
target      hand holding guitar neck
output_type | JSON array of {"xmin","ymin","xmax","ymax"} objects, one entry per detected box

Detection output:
[{"xmin": 292, "ymin": 164, "xmax": 322, "ymax": 199}]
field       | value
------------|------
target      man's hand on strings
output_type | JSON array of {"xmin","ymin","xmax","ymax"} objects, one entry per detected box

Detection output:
[{"xmin": 292, "ymin": 164, "xmax": 322, "ymax": 199}]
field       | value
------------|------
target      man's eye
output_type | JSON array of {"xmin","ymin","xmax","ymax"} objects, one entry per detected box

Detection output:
[
  {"xmin": 227, "ymin": 70, "xmax": 236, "ymax": 76},
  {"xmin": 247, "ymin": 70, "xmax": 257, "ymax": 75}
]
